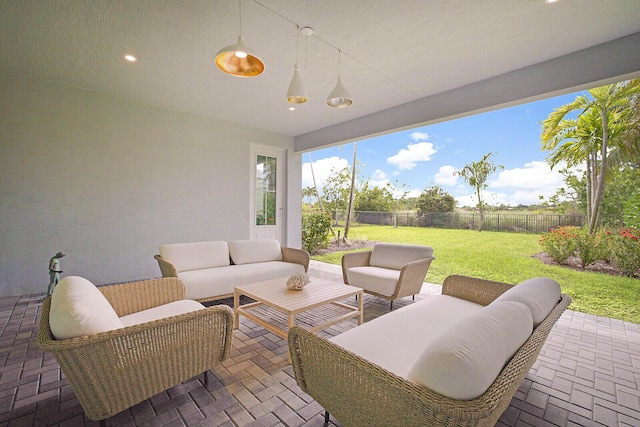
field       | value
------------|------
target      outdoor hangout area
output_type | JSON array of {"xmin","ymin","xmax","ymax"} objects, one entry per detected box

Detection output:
[
  {"xmin": 2, "ymin": 2, "xmax": 640, "ymax": 427},
  {"xmin": 2, "ymin": 260, "xmax": 639, "ymax": 426}
]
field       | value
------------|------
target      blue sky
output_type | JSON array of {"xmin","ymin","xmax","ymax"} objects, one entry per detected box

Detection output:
[{"xmin": 302, "ymin": 91, "xmax": 582, "ymax": 207}]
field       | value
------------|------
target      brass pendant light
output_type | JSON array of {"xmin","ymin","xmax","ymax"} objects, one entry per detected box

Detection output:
[{"xmin": 215, "ymin": 0, "xmax": 264, "ymax": 77}]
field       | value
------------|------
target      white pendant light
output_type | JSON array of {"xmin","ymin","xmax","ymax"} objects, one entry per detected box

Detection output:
[
  {"xmin": 287, "ymin": 66, "xmax": 307, "ymax": 103},
  {"xmin": 327, "ymin": 50, "xmax": 353, "ymax": 108},
  {"xmin": 287, "ymin": 26, "xmax": 310, "ymax": 104},
  {"xmin": 215, "ymin": 1, "xmax": 264, "ymax": 77}
]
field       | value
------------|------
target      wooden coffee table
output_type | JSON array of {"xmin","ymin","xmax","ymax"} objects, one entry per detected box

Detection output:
[{"xmin": 234, "ymin": 276, "xmax": 363, "ymax": 340}]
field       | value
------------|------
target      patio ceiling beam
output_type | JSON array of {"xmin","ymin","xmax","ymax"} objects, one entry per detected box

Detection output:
[{"xmin": 294, "ymin": 31, "xmax": 640, "ymax": 152}]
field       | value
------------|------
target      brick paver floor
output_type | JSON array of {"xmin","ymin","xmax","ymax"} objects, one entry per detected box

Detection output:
[{"xmin": 1, "ymin": 261, "xmax": 638, "ymax": 426}]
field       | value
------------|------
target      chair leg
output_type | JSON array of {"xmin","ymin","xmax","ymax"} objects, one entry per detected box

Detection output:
[
  {"xmin": 324, "ymin": 410, "xmax": 330, "ymax": 425},
  {"xmin": 412, "ymin": 295, "xmax": 415, "ymax": 300},
  {"xmin": 203, "ymin": 370, "xmax": 209, "ymax": 387},
  {"xmin": 390, "ymin": 300, "xmax": 393, "ymax": 310}
]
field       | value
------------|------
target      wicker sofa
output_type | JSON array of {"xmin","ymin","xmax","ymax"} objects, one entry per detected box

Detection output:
[
  {"xmin": 155, "ymin": 239, "xmax": 309, "ymax": 302},
  {"xmin": 37, "ymin": 276, "xmax": 234, "ymax": 423},
  {"xmin": 288, "ymin": 275, "xmax": 571, "ymax": 427},
  {"xmin": 342, "ymin": 243, "xmax": 435, "ymax": 309}
]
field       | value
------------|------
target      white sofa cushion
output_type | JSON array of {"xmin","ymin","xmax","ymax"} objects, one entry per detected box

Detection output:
[
  {"xmin": 331, "ymin": 295, "xmax": 484, "ymax": 377},
  {"xmin": 346, "ymin": 266, "xmax": 400, "ymax": 296},
  {"xmin": 49, "ymin": 276, "xmax": 123, "ymax": 340},
  {"xmin": 120, "ymin": 300, "xmax": 205, "ymax": 327},
  {"xmin": 179, "ymin": 261, "xmax": 304, "ymax": 300},
  {"xmin": 406, "ymin": 301, "xmax": 533, "ymax": 400},
  {"xmin": 228, "ymin": 239, "xmax": 282, "ymax": 265},
  {"xmin": 369, "ymin": 243, "xmax": 433, "ymax": 270},
  {"xmin": 160, "ymin": 241, "xmax": 229, "ymax": 272},
  {"xmin": 492, "ymin": 277, "xmax": 561, "ymax": 327}
]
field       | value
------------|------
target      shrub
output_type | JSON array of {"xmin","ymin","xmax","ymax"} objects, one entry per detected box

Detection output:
[
  {"xmin": 574, "ymin": 227, "xmax": 605, "ymax": 267},
  {"xmin": 539, "ymin": 226, "xmax": 578, "ymax": 263},
  {"xmin": 302, "ymin": 211, "xmax": 332, "ymax": 254},
  {"xmin": 623, "ymin": 193, "xmax": 640, "ymax": 229},
  {"xmin": 610, "ymin": 228, "xmax": 640, "ymax": 277}
]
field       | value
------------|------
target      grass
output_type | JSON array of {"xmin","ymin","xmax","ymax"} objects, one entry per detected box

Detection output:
[{"xmin": 312, "ymin": 225, "xmax": 640, "ymax": 324}]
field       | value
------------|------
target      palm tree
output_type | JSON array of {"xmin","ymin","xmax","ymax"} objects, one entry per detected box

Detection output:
[
  {"xmin": 541, "ymin": 79, "xmax": 640, "ymax": 233},
  {"xmin": 455, "ymin": 152, "xmax": 503, "ymax": 231}
]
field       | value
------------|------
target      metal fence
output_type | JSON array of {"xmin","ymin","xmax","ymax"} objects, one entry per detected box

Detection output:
[{"xmin": 332, "ymin": 211, "xmax": 623, "ymax": 234}]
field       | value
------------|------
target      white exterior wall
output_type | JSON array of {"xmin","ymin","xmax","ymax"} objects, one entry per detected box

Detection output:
[{"xmin": 0, "ymin": 72, "xmax": 299, "ymax": 296}]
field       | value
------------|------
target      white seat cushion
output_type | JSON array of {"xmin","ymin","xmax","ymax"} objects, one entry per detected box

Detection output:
[
  {"xmin": 179, "ymin": 261, "xmax": 304, "ymax": 300},
  {"xmin": 331, "ymin": 295, "xmax": 484, "ymax": 377},
  {"xmin": 49, "ymin": 276, "xmax": 123, "ymax": 340},
  {"xmin": 346, "ymin": 266, "xmax": 400, "ymax": 296},
  {"xmin": 120, "ymin": 300, "xmax": 205, "ymax": 327},
  {"xmin": 406, "ymin": 301, "xmax": 533, "ymax": 400},
  {"xmin": 228, "ymin": 239, "xmax": 282, "ymax": 265},
  {"xmin": 369, "ymin": 243, "xmax": 433, "ymax": 270},
  {"xmin": 160, "ymin": 241, "xmax": 230, "ymax": 272},
  {"xmin": 491, "ymin": 277, "xmax": 561, "ymax": 327}
]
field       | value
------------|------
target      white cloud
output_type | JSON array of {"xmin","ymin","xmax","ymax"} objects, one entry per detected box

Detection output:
[
  {"xmin": 454, "ymin": 191, "xmax": 509, "ymax": 208},
  {"xmin": 491, "ymin": 161, "xmax": 562, "ymax": 191},
  {"xmin": 301, "ymin": 156, "xmax": 349, "ymax": 190},
  {"xmin": 411, "ymin": 131, "xmax": 429, "ymax": 141},
  {"xmin": 488, "ymin": 161, "xmax": 564, "ymax": 204},
  {"xmin": 387, "ymin": 142, "xmax": 437, "ymax": 170},
  {"xmin": 404, "ymin": 189, "xmax": 422, "ymax": 199},
  {"xmin": 368, "ymin": 169, "xmax": 389, "ymax": 188},
  {"xmin": 452, "ymin": 161, "xmax": 569, "ymax": 207},
  {"xmin": 434, "ymin": 165, "xmax": 459, "ymax": 186}
]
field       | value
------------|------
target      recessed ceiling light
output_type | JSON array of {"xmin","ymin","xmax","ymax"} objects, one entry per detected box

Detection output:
[
  {"xmin": 124, "ymin": 54, "xmax": 137, "ymax": 62},
  {"xmin": 289, "ymin": 107, "xmax": 296, "ymax": 111},
  {"xmin": 545, "ymin": 0, "xmax": 559, "ymax": 3}
]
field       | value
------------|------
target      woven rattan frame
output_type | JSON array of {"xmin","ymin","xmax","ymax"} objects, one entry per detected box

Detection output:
[
  {"xmin": 37, "ymin": 277, "xmax": 234, "ymax": 421},
  {"xmin": 341, "ymin": 247, "xmax": 435, "ymax": 305},
  {"xmin": 288, "ymin": 275, "xmax": 571, "ymax": 427},
  {"xmin": 154, "ymin": 246, "xmax": 310, "ymax": 303}
]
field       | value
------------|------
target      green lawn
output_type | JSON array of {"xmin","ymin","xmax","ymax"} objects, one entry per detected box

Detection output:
[{"xmin": 312, "ymin": 225, "xmax": 640, "ymax": 324}]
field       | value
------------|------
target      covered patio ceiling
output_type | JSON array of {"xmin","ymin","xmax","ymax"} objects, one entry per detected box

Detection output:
[{"xmin": 1, "ymin": 1, "xmax": 640, "ymax": 149}]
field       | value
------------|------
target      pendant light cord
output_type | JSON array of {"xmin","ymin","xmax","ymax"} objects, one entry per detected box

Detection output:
[{"xmin": 247, "ymin": 0, "xmax": 418, "ymax": 97}]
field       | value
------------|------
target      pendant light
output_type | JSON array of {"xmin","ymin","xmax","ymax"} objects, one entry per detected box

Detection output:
[
  {"xmin": 327, "ymin": 50, "xmax": 353, "ymax": 108},
  {"xmin": 215, "ymin": 0, "xmax": 264, "ymax": 77},
  {"xmin": 287, "ymin": 27, "xmax": 309, "ymax": 104},
  {"xmin": 287, "ymin": 67, "xmax": 307, "ymax": 103}
]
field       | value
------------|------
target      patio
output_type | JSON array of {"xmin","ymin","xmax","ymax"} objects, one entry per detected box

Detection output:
[{"xmin": 1, "ymin": 261, "xmax": 639, "ymax": 426}]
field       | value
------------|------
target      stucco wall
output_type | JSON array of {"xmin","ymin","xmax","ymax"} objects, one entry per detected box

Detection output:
[{"xmin": 0, "ymin": 72, "xmax": 299, "ymax": 296}]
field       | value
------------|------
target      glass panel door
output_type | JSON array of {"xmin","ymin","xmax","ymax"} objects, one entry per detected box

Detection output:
[{"xmin": 255, "ymin": 154, "xmax": 277, "ymax": 226}]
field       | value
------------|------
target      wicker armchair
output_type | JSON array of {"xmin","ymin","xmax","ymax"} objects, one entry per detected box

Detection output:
[
  {"xmin": 342, "ymin": 243, "xmax": 435, "ymax": 309},
  {"xmin": 289, "ymin": 275, "xmax": 571, "ymax": 427},
  {"xmin": 37, "ymin": 277, "xmax": 234, "ymax": 423}
]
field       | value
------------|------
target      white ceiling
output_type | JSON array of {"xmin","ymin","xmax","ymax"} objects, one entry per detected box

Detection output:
[{"xmin": 2, "ymin": 0, "xmax": 640, "ymax": 141}]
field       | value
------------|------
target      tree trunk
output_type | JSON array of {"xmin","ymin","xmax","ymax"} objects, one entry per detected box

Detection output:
[
  {"xmin": 476, "ymin": 187, "xmax": 484, "ymax": 232},
  {"xmin": 585, "ymin": 154, "xmax": 593, "ymax": 228},
  {"xmin": 589, "ymin": 108, "xmax": 609, "ymax": 234},
  {"xmin": 343, "ymin": 142, "xmax": 357, "ymax": 241}
]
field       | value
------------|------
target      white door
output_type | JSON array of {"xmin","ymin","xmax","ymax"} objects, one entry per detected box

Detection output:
[{"xmin": 250, "ymin": 145, "xmax": 284, "ymax": 242}]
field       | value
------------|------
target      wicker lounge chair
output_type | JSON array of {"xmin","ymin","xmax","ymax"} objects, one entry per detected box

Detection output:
[
  {"xmin": 37, "ymin": 277, "xmax": 234, "ymax": 423},
  {"xmin": 288, "ymin": 275, "xmax": 571, "ymax": 427}
]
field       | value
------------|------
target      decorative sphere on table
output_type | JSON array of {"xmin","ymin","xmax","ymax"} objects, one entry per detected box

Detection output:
[{"xmin": 286, "ymin": 272, "xmax": 310, "ymax": 290}]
